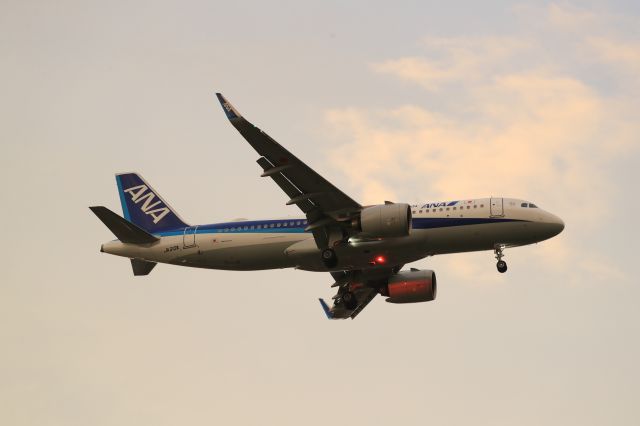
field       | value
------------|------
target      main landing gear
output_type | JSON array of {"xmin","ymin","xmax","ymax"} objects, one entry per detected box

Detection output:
[
  {"xmin": 322, "ymin": 248, "xmax": 338, "ymax": 268},
  {"xmin": 340, "ymin": 290, "xmax": 357, "ymax": 310},
  {"xmin": 495, "ymin": 245, "xmax": 508, "ymax": 273}
]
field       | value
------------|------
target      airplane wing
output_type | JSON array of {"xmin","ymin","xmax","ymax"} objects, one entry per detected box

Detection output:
[
  {"xmin": 319, "ymin": 286, "xmax": 378, "ymax": 320},
  {"xmin": 215, "ymin": 93, "xmax": 362, "ymax": 247},
  {"xmin": 318, "ymin": 270, "xmax": 393, "ymax": 319}
]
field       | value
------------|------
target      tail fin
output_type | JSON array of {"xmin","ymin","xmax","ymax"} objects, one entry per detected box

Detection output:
[
  {"xmin": 115, "ymin": 173, "xmax": 189, "ymax": 233},
  {"xmin": 90, "ymin": 206, "xmax": 159, "ymax": 244}
]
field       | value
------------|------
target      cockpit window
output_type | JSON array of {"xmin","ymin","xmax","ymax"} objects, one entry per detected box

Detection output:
[
  {"xmin": 529, "ymin": 203, "xmax": 538, "ymax": 208},
  {"xmin": 521, "ymin": 203, "xmax": 528, "ymax": 207}
]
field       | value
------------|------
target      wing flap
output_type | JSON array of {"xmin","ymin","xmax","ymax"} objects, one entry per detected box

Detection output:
[{"xmin": 256, "ymin": 157, "xmax": 316, "ymax": 213}]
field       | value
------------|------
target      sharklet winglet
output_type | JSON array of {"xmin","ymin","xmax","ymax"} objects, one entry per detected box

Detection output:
[
  {"xmin": 319, "ymin": 298, "xmax": 334, "ymax": 319},
  {"xmin": 215, "ymin": 93, "xmax": 243, "ymax": 120}
]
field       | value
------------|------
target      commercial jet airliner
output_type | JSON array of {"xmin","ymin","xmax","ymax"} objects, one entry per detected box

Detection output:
[{"xmin": 90, "ymin": 93, "xmax": 565, "ymax": 319}]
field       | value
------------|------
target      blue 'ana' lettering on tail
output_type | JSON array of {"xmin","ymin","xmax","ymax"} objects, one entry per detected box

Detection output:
[{"xmin": 116, "ymin": 173, "xmax": 188, "ymax": 233}]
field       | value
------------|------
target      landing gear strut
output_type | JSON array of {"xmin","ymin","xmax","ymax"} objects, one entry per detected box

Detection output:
[
  {"xmin": 494, "ymin": 246, "xmax": 508, "ymax": 273},
  {"xmin": 322, "ymin": 248, "xmax": 337, "ymax": 268}
]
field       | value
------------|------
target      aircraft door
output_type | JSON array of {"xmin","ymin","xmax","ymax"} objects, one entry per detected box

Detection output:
[
  {"xmin": 490, "ymin": 198, "xmax": 504, "ymax": 217},
  {"xmin": 183, "ymin": 226, "xmax": 198, "ymax": 248}
]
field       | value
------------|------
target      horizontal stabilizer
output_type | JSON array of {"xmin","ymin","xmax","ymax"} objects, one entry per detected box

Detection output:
[
  {"xmin": 130, "ymin": 258, "xmax": 157, "ymax": 276},
  {"xmin": 90, "ymin": 206, "xmax": 159, "ymax": 244}
]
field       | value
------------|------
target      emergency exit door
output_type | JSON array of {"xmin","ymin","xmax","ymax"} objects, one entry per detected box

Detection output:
[
  {"xmin": 183, "ymin": 226, "xmax": 198, "ymax": 248},
  {"xmin": 490, "ymin": 198, "xmax": 504, "ymax": 217}
]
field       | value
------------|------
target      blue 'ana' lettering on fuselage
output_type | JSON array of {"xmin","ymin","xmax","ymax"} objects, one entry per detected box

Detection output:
[{"xmin": 418, "ymin": 201, "xmax": 460, "ymax": 209}]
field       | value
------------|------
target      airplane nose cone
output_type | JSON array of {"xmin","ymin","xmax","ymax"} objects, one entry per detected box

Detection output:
[{"xmin": 549, "ymin": 214, "xmax": 565, "ymax": 236}]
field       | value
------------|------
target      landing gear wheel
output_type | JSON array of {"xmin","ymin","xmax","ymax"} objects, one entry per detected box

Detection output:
[
  {"xmin": 321, "ymin": 248, "xmax": 337, "ymax": 268},
  {"xmin": 494, "ymin": 245, "xmax": 507, "ymax": 273},
  {"xmin": 342, "ymin": 291, "xmax": 357, "ymax": 310}
]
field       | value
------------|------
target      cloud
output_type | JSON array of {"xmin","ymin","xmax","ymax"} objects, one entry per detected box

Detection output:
[
  {"xmin": 371, "ymin": 36, "xmax": 531, "ymax": 91},
  {"xmin": 588, "ymin": 37, "xmax": 640, "ymax": 76},
  {"xmin": 324, "ymin": 5, "xmax": 638, "ymax": 283}
]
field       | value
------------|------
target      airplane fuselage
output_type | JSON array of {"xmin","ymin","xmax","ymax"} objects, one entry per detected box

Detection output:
[{"xmin": 102, "ymin": 197, "xmax": 564, "ymax": 272}]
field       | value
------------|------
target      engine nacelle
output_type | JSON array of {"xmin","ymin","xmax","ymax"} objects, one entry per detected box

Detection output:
[
  {"xmin": 385, "ymin": 270, "xmax": 437, "ymax": 304},
  {"xmin": 356, "ymin": 203, "xmax": 412, "ymax": 238}
]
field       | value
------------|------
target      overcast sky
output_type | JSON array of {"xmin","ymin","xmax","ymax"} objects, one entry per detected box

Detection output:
[{"xmin": 2, "ymin": 1, "xmax": 640, "ymax": 425}]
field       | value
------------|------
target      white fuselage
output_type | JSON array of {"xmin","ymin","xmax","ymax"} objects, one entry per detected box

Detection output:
[{"xmin": 101, "ymin": 197, "xmax": 564, "ymax": 272}]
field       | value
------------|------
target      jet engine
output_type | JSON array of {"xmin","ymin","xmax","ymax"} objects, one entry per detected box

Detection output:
[
  {"xmin": 354, "ymin": 203, "xmax": 412, "ymax": 238},
  {"xmin": 385, "ymin": 269, "xmax": 437, "ymax": 304}
]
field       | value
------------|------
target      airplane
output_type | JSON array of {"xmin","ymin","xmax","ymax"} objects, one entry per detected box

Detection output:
[{"xmin": 90, "ymin": 93, "xmax": 565, "ymax": 319}]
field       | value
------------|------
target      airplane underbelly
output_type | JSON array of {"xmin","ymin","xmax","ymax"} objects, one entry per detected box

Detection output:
[
  {"xmin": 173, "ymin": 233, "xmax": 303, "ymax": 271},
  {"xmin": 289, "ymin": 235, "xmax": 429, "ymax": 272},
  {"xmin": 423, "ymin": 221, "xmax": 538, "ymax": 254}
]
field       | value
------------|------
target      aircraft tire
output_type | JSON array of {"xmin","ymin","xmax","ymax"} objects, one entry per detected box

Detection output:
[
  {"xmin": 322, "ymin": 248, "xmax": 337, "ymax": 268},
  {"xmin": 497, "ymin": 260, "xmax": 507, "ymax": 273},
  {"xmin": 342, "ymin": 291, "xmax": 357, "ymax": 310}
]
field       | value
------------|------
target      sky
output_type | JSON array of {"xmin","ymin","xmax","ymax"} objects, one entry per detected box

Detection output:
[{"xmin": 1, "ymin": 1, "xmax": 639, "ymax": 425}]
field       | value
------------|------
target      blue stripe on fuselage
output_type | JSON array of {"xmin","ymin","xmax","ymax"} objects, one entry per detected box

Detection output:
[{"xmin": 154, "ymin": 217, "xmax": 525, "ymax": 237}]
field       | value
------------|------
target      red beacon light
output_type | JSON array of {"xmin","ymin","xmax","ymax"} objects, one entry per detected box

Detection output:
[{"xmin": 374, "ymin": 255, "xmax": 387, "ymax": 264}]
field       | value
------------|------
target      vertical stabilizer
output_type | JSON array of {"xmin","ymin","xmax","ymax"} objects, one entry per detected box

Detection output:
[{"xmin": 116, "ymin": 173, "xmax": 189, "ymax": 233}]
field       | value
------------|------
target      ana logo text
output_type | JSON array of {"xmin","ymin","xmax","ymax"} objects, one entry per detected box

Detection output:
[
  {"xmin": 417, "ymin": 201, "xmax": 459, "ymax": 209},
  {"xmin": 124, "ymin": 185, "xmax": 170, "ymax": 224}
]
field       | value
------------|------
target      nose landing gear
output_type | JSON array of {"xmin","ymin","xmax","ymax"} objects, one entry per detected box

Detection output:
[{"xmin": 494, "ymin": 245, "xmax": 508, "ymax": 273}]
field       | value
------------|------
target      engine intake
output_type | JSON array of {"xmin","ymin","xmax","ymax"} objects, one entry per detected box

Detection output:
[
  {"xmin": 385, "ymin": 269, "xmax": 437, "ymax": 304},
  {"xmin": 356, "ymin": 203, "xmax": 412, "ymax": 238}
]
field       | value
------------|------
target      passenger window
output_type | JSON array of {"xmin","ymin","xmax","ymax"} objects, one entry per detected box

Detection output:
[
  {"xmin": 473, "ymin": 205, "xmax": 477, "ymax": 208},
  {"xmin": 467, "ymin": 206, "xmax": 470, "ymax": 209},
  {"xmin": 270, "ymin": 224, "xmax": 274, "ymax": 228},
  {"xmin": 243, "ymin": 226, "xmax": 248, "ymax": 230},
  {"xmin": 439, "ymin": 208, "xmax": 443, "ymax": 211},
  {"xmin": 480, "ymin": 204, "xmax": 484, "ymax": 208},
  {"xmin": 419, "ymin": 210, "xmax": 423, "ymax": 213},
  {"xmin": 453, "ymin": 207, "xmax": 456, "ymax": 210},
  {"xmin": 250, "ymin": 225, "xmax": 255, "ymax": 229},
  {"xmin": 277, "ymin": 223, "xmax": 281, "ymax": 227},
  {"xmin": 432, "ymin": 209, "xmax": 436, "ymax": 213}
]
